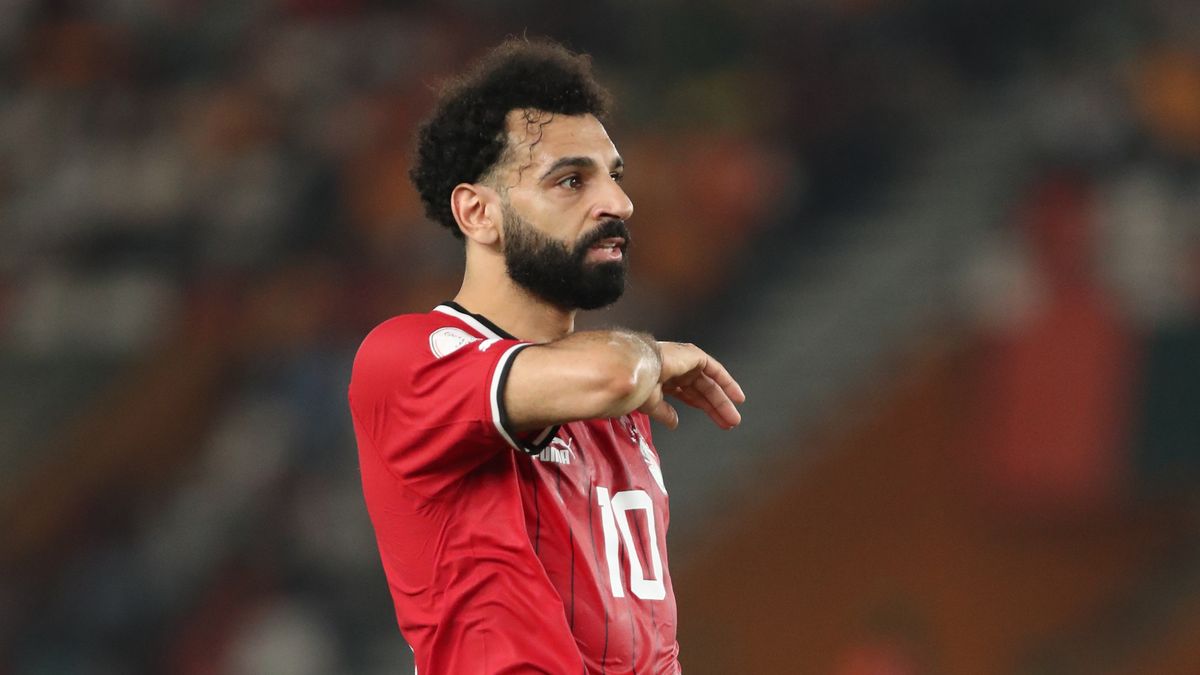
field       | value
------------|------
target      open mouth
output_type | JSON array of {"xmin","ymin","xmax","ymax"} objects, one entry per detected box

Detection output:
[{"xmin": 587, "ymin": 237, "xmax": 626, "ymax": 262}]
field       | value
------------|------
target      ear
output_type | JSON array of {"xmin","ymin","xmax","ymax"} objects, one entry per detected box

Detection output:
[{"xmin": 450, "ymin": 183, "xmax": 501, "ymax": 246}]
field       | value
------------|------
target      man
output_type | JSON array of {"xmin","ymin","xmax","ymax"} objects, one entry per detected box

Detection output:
[{"xmin": 349, "ymin": 39, "xmax": 745, "ymax": 674}]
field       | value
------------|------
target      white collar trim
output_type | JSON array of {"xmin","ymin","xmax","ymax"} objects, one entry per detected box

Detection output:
[{"xmin": 432, "ymin": 304, "xmax": 502, "ymax": 340}]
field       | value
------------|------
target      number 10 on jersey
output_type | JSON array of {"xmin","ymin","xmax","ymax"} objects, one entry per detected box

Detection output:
[{"xmin": 596, "ymin": 487, "xmax": 666, "ymax": 600}]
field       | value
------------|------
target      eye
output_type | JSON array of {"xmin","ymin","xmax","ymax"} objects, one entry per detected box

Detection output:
[
  {"xmin": 558, "ymin": 174, "xmax": 583, "ymax": 190},
  {"xmin": 610, "ymin": 172, "xmax": 624, "ymax": 184}
]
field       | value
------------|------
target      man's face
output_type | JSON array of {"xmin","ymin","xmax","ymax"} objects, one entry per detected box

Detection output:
[
  {"xmin": 501, "ymin": 200, "xmax": 629, "ymax": 310},
  {"xmin": 491, "ymin": 111, "xmax": 635, "ymax": 311}
]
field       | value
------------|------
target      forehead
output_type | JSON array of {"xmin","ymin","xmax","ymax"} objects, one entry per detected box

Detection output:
[{"xmin": 501, "ymin": 110, "xmax": 619, "ymax": 177}]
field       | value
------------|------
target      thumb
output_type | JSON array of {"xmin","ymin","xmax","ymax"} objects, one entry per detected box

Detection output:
[
  {"xmin": 637, "ymin": 385, "xmax": 679, "ymax": 429},
  {"xmin": 645, "ymin": 398, "xmax": 679, "ymax": 429}
]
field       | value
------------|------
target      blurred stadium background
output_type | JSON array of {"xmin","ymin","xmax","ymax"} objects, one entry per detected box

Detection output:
[{"xmin": 2, "ymin": 0, "xmax": 1200, "ymax": 673}]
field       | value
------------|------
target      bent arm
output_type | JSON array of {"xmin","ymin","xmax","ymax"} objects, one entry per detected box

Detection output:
[{"xmin": 504, "ymin": 330, "xmax": 662, "ymax": 431}]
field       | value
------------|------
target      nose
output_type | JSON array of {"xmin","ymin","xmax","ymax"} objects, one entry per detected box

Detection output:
[{"xmin": 593, "ymin": 177, "xmax": 634, "ymax": 222}]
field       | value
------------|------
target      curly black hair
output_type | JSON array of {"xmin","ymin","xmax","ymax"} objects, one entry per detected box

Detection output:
[{"xmin": 410, "ymin": 38, "xmax": 613, "ymax": 238}]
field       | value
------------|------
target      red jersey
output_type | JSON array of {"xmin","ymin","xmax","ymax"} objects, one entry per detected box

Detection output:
[{"xmin": 349, "ymin": 302, "xmax": 680, "ymax": 675}]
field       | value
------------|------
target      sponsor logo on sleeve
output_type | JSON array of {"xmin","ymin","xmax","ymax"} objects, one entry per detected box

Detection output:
[{"xmin": 428, "ymin": 327, "xmax": 480, "ymax": 358}]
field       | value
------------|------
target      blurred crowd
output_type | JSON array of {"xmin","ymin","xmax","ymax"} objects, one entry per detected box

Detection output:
[
  {"xmin": 0, "ymin": 0, "xmax": 905, "ymax": 362},
  {"xmin": 1, "ymin": 0, "xmax": 1198, "ymax": 673},
  {"xmin": 963, "ymin": 0, "xmax": 1200, "ymax": 515}
]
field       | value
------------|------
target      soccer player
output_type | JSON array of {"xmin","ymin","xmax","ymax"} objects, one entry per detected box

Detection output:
[{"xmin": 348, "ymin": 39, "xmax": 745, "ymax": 674}]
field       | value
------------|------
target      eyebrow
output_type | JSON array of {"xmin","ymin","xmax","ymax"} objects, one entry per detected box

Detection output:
[{"xmin": 538, "ymin": 155, "xmax": 624, "ymax": 182}]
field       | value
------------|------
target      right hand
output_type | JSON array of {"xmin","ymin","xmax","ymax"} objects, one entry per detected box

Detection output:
[{"xmin": 638, "ymin": 342, "xmax": 745, "ymax": 430}]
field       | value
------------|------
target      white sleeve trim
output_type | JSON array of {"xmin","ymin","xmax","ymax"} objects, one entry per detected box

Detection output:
[{"xmin": 489, "ymin": 343, "xmax": 557, "ymax": 454}]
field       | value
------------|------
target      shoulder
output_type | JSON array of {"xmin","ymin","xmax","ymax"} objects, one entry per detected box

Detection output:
[
  {"xmin": 351, "ymin": 310, "xmax": 482, "ymax": 390},
  {"xmin": 355, "ymin": 310, "xmax": 486, "ymax": 362},
  {"xmin": 364, "ymin": 309, "xmax": 476, "ymax": 343}
]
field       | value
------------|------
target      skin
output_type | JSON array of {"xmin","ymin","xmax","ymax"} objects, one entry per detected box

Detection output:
[{"xmin": 449, "ymin": 109, "xmax": 745, "ymax": 432}]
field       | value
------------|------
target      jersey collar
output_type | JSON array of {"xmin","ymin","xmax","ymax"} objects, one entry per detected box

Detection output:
[{"xmin": 434, "ymin": 301, "xmax": 519, "ymax": 340}]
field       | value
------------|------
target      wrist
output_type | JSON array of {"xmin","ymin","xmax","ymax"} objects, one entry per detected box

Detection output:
[{"xmin": 633, "ymin": 332, "xmax": 661, "ymax": 366}]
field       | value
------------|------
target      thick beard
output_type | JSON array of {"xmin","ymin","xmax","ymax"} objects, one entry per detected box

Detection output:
[{"xmin": 501, "ymin": 203, "xmax": 629, "ymax": 311}]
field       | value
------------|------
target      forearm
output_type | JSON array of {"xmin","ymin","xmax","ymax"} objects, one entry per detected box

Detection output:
[{"xmin": 504, "ymin": 329, "xmax": 663, "ymax": 430}]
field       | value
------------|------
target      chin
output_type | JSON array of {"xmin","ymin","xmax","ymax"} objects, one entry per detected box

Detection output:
[{"xmin": 573, "ymin": 286, "xmax": 625, "ymax": 311}]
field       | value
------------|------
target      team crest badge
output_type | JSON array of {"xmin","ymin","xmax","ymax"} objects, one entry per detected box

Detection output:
[{"xmin": 428, "ymin": 327, "xmax": 479, "ymax": 358}]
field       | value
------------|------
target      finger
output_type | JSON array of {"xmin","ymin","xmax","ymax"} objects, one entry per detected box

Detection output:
[
  {"xmin": 658, "ymin": 343, "xmax": 745, "ymax": 426},
  {"xmin": 676, "ymin": 387, "xmax": 739, "ymax": 430},
  {"xmin": 670, "ymin": 384, "xmax": 718, "ymax": 418},
  {"xmin": 688, "ymin": 374, "xmax": 742, "ymax": 428},
  {"xmin": 645, "ymin": 398, "xmax": 679, "ymax": 429},
  {"xmin": 668, "ymin": 346, "xmax": 744, "ymax": 405},
  {"xmin": 637, "ymin": 384, "xmax": 664, "ymax": 415},
  {"xmin": 670, "ymin": 379, "xmax": 741, "ymax": 429},
  {"xmin": 699, "ymin": 353, "xmax": 746, "ymax": 404},
  {"xmin": 636, "ymin": 384, "xmax": 680, "ymax": 429}
]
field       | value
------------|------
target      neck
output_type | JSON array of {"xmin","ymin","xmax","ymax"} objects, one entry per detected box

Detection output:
[{"xmin": 454, "ymin": 266, "xmax": 576, "ymax": 343}]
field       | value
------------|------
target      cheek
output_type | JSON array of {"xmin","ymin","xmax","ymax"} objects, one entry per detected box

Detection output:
[
  {"xmin": 540, "ymin": 211, "xmax": 588, "ymax": 243},
  {"xmin": 518, "ymin": 191, "xmax": 590, "ymax": 240}
]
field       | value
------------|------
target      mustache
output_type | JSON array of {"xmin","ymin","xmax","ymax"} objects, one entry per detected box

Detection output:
[{"xmin": 576, "ymin": 220, "xmax": 631, "ymax": 251}]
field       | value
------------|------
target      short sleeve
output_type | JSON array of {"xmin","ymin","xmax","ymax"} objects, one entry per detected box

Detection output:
[{"xmin": 349, "ymin": 318, "xmax": 558, "ymax": 495}]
